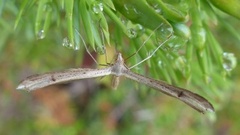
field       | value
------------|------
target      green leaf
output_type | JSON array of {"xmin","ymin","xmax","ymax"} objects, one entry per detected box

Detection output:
[
  {"xmin": 208, "ymin": 0, "xmax": 240, "ymax": 19},
  {"xmin": 14, "ymin": 0, "xmax": 36, "ymax": 30},
  {"xmin": 102, "ymin": 0, "xmax": 116, "ymax": 10},
  {"xmin": 147, "ymin": 0, "xmax": 188, "ymax": 22},
  {"xmin": 112, "ymin": 0, "xmax": 172, "ymax": 38},
  {"xmin": 79, "ymin": 0, "xmax": 95, "ymax": 50},
  {"xmin": 35, "ymin": 0, "xmax": 49, "ymax": 38},
  {"xmin": 64, "ymin": 0, "xmax": 74, "ymax": 46},
  {"xmin": 103, "ymin": 3, "xmax": 128, "ymax": 36}
]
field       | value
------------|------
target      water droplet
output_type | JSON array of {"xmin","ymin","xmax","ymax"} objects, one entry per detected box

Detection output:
[
  {"xmin": 158, "ymin": 60, "xmax": 163, "ymax": 67},
  {"xmin": 204, "ymin": 75, "xmax": 212, "ymax": 84},
  {"xmin": 175, "ymin": 56, "xmax": 186, "ymax": 70},
  {"xmin": 124, "ymin": 4, "xmax": 130, "ymax": 14},
  {"xmin": 125, "ymin": 21, "xmax": 145, "ymax": 38},
  {"xmin": 92, "ymin": 2, "xmax": 103, "ymax": 14},
  {"xmin": 152, "ymin": 3, "xmax": 162, "ymax": 14},
  {"xmin": 135, "ymin": 24, "xmax": 145, "ymax": 36},
  {"xmin": 120, "ymin": 18, "xmax": 127, "ymax": 24},
  {"xmin": 43, "ymin": 3, "xmax": 52, "ymax": 12},
  {"xmin": 222, "ymin": 52, "xmax": 237, "ymax": 72},
  {"xmin": 127, "ymin": 28, "xmax": 137, "ymax": 38},
  {"xmin": 74, "ymin": 44, "xmax": 80, "ymax": 50},
  {"xmin": 173, "ymin": 23, "xmax": 190, "ymax": 39},
  {"xmin": 37, "ymin": 30, "xmax": 45, "ymax": 39},
  {"xmin": 147, "ymin": 1, "xmax": 162, "ymax": 14},
  {"xmin": 198, "ymin": 28, "xmax": 206, "ymax": 44},
  {"xmin": 156, "ymin": 23, "xmax": 173, "ymax": 43},
  {"xmin": 132, "ymin": 6, "xmax": 140, "ymax": 15},
  {"xmin": 123, "ymin": 4, "xmax": 140, "ymax": 15},
  {"xmin": 62, "ymin": 37, "xmax": 73, "ymax": 48},
  {"xmin": 174, "ymin": 56, "xmax": 188, "ymax": 76},
  {"xmin": 162, "ymin": 35, "xmax": 187, "ymax": 52},
  {"xmin": 96, "ymin": 46, "xmax": 106, "ymax": 55},
  {"xmin": 155, "ymin": 8, "xmax": 162, "ymax": 14}
]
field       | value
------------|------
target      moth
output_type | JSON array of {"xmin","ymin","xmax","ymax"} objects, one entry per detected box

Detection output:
[{"xmin": 17, "ymin": 53, "xmax": 214, "ymax": 114}]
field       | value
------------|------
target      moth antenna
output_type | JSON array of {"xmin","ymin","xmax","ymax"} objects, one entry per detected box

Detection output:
[
  {"xmin": 74, "ymin": 28, "xmax": 99, "ymax": 65},
  {"xmin": 129, "ymin": 35, "xmax": 172, "ymax": 69},
  {"xmin": 128, "ymin": 24, "xmax": 173, "ymax": 69},
  {"xmin": 125, "ymin": 23, "xmax": 164, "ymax": 61}
]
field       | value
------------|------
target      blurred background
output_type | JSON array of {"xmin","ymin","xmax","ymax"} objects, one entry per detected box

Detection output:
[{"xmin": 0, "ymin": 0, "xmax": 240, "ymax": 134}]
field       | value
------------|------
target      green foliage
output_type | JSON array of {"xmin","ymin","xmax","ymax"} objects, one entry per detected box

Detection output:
[
  {"xmin": 208, "ymin": 0, "xmax": 240, "ymax": 19},
  {"xmin": 1, "ymin": 0, "xmax": 240, "ymax": 134}
]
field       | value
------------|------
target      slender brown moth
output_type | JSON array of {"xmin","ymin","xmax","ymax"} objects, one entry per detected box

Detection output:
[{"xmin": 17, "ymin": 53, "xmax": 214, "ymax": 114}]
